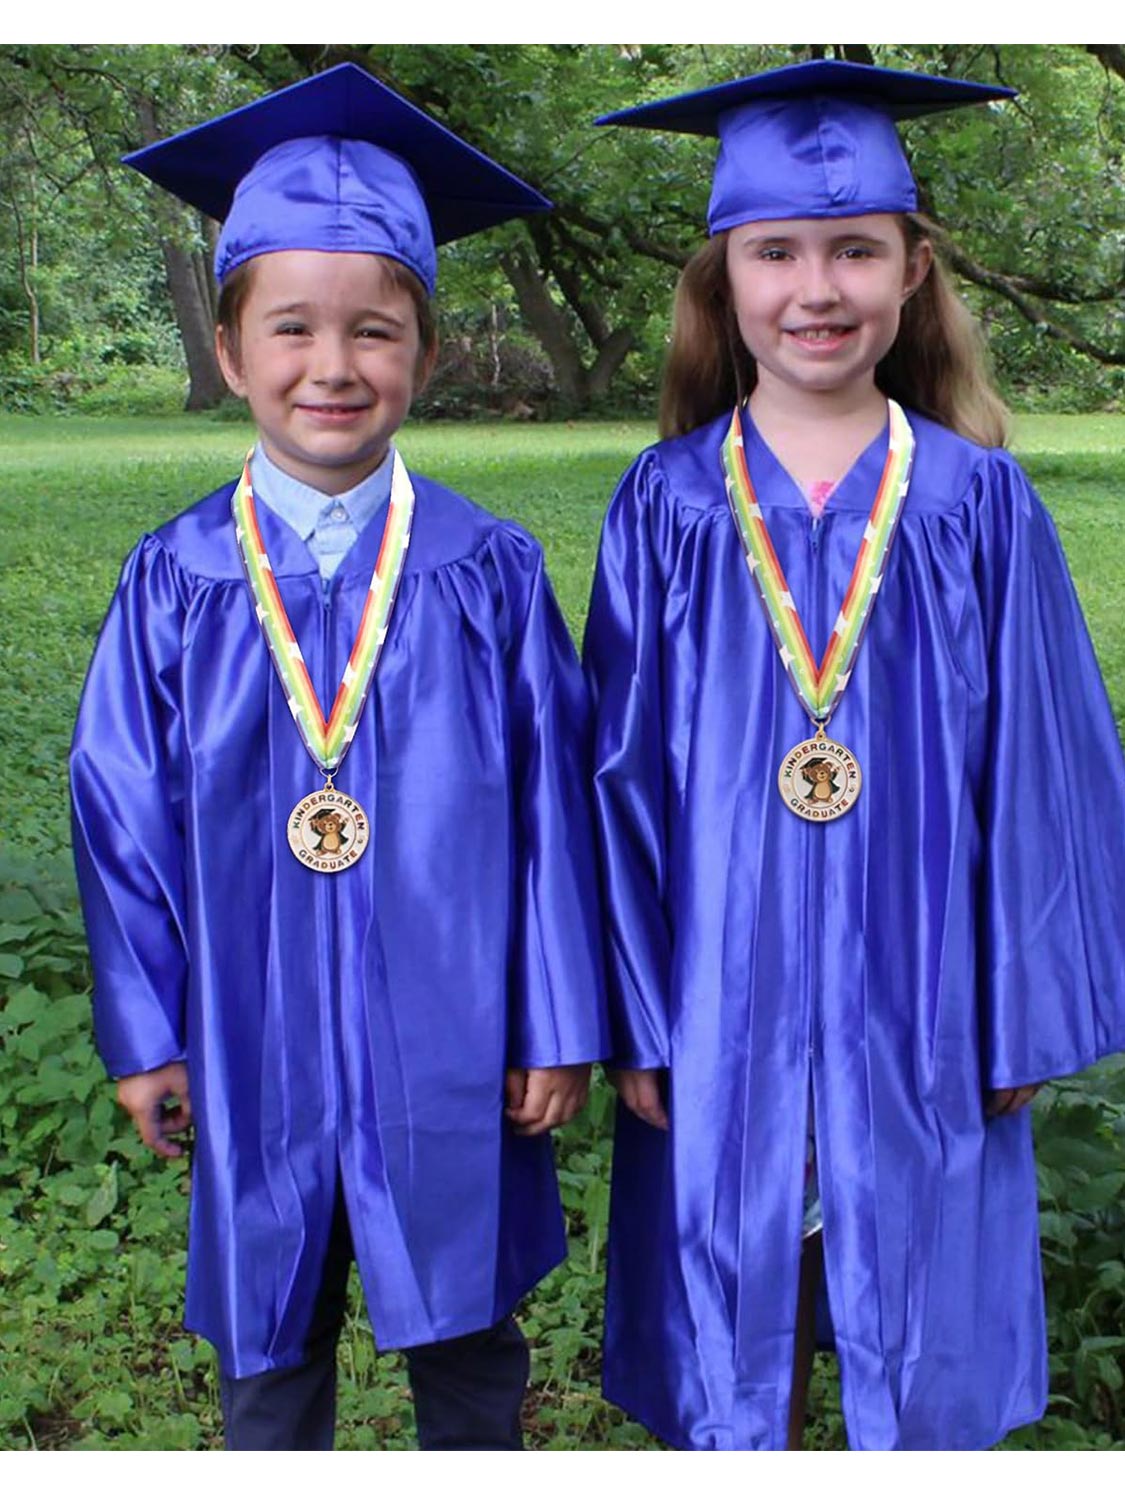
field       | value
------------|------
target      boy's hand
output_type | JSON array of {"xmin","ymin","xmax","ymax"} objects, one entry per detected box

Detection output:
[
  {"xmin": 607, "ymin": 1067, "xmax": 669, "ymax": 1131},
  {"xmin": 116, "ymin": 1062, "xmax": 193, "ymax": 1158},
  {"xmin": 986, "ymin": 1083, "xmax": 1043, "ymax": 1118},
  {"xmin": 504, "ymin": 1064, "xmax": 590, "ymax": 1136}
]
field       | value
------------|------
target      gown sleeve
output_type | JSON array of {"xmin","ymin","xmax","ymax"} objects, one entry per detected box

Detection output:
[
  {"xmin": 582, "ymin": 455, "xmax": 673, "ymax": 1069},
  {"xmin": 976, "ymin": 453, "xmax": 1125, "ymax": 1087},
  {"xmin": 69, "ymin": 536, "xmax": 190, "ymax": 1079},
  {"xmin": 489, "ymin": 524, "xmax": 609, "ymax": 1069}
]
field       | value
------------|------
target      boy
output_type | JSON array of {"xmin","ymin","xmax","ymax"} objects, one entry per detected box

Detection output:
[{"xmin": 70, "ymin": 64, "xmax": 607, "ymax": 1451}]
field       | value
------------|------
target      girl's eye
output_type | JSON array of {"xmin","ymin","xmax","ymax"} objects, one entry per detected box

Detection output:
[
  {"xmin": 274, "ymin": 323, "xmax": 308, "ymax": 337},
  {"xmin": 758, "ymin": 247, "xmax": 790, "ymax": 262},
  {"xmin": 357, "ymin": 326, "xmax": 392, "ymax": 340},
  {"xmin": 839, "ymin": 245, "xmax": 873, "ymax": 260}
]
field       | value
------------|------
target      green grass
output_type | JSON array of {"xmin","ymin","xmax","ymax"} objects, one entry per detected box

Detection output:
[
  {"xmin": 0, "ymin": 413, "xmax": 652, "ymax": 863},
  {"xmin": 3, "ymin": 410, "xmax": 1123, "ymax": 861},
  {"xmin": 1, "ymin": 410, "xmax": 1124, "ymax": 1451}
]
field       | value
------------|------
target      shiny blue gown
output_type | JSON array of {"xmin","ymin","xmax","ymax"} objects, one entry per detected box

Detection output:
[
  {"xmin": 71, "ymin": 469, "xmax": 608, "ymax": 1377},
  {"xmin": 584, "ymin": 407, "xmax": 1125, "ymax": 1450}
]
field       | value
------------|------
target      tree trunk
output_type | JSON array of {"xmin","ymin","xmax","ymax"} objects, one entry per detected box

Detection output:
[
  {"xmin": 501, "ymin": 247, "xmax": 588, "ymax": 407},
  {"xmin": 8, "ymin": 173, "xmax": 40, "ymax": 364},
  {"xmin": 136, "ymin": 96, "xmax": 226, "ymax": 411},
  {"xmin": 501, "ymin": 241, "xmax": 637, "ymax": 410},
  {"xmin": 159, "ymin": 237, "xmax": 229, "ymax": 409},
  {"xmin": 28, "ymin": 221, "xmax": 38, "ymax": 364},
  {"xmin": 586, "ymin": 328, "xmax": 634, "ymax": 400}
]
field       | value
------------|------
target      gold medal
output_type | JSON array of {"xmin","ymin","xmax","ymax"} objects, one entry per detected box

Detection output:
[
  {"xmin": 287, "ymin": 780, "xmax": 371, "ymax": 873},
  {"xmin": 777, "ymin": 734, "xmax": 862, "ymax": 822}
]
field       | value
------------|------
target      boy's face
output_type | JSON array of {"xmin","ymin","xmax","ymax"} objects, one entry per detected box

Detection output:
[{"xmin": 216, "ymin": 250, "xmax": 432, "ymax": 495}]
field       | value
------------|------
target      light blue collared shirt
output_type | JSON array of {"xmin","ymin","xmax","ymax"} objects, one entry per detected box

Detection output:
[{"xmin": 249, "ymin": 444, "xmax": 395, "ymax": 588}]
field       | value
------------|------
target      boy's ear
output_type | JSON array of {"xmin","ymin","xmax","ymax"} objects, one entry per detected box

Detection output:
[
  {"xmin": 215, "ymin": 325, "xmax": 248, "ymax": 398},
  {"xmin": 414, "ymin": 337, "xmax": 439, "ymax": 397}
]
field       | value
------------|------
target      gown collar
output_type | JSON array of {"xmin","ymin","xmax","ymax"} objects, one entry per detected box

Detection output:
[
  {"xmin": 246, "ymin": 452, "xmax": 398, "ymax": 582},
  {"xmin": 741, "ymin": 405, "xmax": 892, "ymax": 513}
]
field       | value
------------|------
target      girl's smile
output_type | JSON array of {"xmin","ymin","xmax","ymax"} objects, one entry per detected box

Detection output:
[{"xmin": 783, "ymin": 324, "xmax": 857, "ymax": 353}]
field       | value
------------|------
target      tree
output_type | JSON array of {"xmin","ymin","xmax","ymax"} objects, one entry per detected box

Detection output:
[
  {"xmin": 1, "ymin": 43, "xmax": 1122, "ymax": 414},
  {"xmin": 221, "ymin": 42, "xmax": 1125, "ymax": 412},
  {"xmin": 0, "ymin": 45, "xmax": 249, "ymax": 408}
]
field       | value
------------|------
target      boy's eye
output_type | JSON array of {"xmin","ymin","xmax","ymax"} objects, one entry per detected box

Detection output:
[
  {"xmin": 274, "ymin": 322, "xmax": 308, "ymax": 337},
  {"xmin": 356, "ymin": 326, "xmax": 393, "ymax": 340}
]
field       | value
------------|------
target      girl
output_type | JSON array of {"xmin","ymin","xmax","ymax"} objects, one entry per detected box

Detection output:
[
  {"xmin": 71, "ymin": 64, "xmax": 606, "ymax": 1449},
  {"xmin": 585, "ymin": 60, "xmax": 1125, "ymax": 1451}
]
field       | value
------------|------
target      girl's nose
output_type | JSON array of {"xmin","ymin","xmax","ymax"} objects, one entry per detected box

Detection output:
[{"xmin": 797, "ymin": 257, "xmax": 841, "ymax": 309}]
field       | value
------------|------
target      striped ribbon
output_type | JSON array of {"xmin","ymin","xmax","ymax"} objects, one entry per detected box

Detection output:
[
  {"xmin": 721, "ymin": 399, "xmax": 916, "ymax": 726},
  {"xmin": 232, "ymin": 450, "xmax": 415, "ymax": 774}
]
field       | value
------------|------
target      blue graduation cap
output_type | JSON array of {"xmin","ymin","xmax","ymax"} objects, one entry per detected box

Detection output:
[
  {"xmin": 597, "ymin": 60, "xmax": 1014, "ymax": 232},
  {"xmin": 123, "ymin": 62, "xmax": 551, "ymax": 294}
]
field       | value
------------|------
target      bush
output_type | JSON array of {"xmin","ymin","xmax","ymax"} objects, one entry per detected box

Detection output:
[
  {"xmin": 0, "ymin": 361, "xmax": 187, "ymax": 419},
  {"xmin": 69, "ymin": 365, "xmax": 187, "ymax": 418}
]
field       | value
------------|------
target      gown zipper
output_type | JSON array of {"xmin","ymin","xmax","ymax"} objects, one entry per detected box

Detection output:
[{"xmin": 316, "ymin": 577, "xmax": 340, "ymax": 1137}]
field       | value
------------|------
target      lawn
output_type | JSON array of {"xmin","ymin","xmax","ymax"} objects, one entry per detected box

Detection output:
[{"xmin": 1, "ymin": 410, "xmax": 1123, "ymax": 1450}]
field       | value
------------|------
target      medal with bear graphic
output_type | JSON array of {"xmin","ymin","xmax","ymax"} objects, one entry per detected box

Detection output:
[
  {"xmin": 722, "ymin": 399, "xmax": 916, "ymax": 821},
  {"xmin": 777, "ymin": 734, "xmax": 862, "ymax": 823},
  {"xmin": 286, "ymin": 777, "xmax": 371, "ymax": 871},
  {"xmin": 232, "ymin": 450, "xmax": 414, "ymax": 870}
]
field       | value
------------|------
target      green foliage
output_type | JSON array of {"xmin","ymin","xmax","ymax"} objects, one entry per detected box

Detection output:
[
  {"xmin": 1, "ymin": 413, "xmax": 1124, "ymax": 1448},
  {"xmin": 0, "ymin": 361, "xmax": 187, "ymax": 417},
  {"xmin": 1042, "ymin": 1080, "xmax": 1125, "ymax": 1405},
  {"xmin": 3, "ymin": 44, "xmax": 1122, "ymax": 415},
  {"xmin": 1001, "ymin": 1068, "xmax": 1125, "ymax": 1447},
  {"xmin": 0, "ymin": 863, "xmax": 215, "ymax": 1449},
  {"xmin": 68, "ymin": 365, "xmax": 187, "ymax": 418}
]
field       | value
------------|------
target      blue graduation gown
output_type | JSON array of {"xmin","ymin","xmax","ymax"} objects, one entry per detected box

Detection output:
[
  {"xmin": 584, "ymin": 407, "xmax": 1125, "ymax": 1450},
  {"xmin": 71, "ymin": 469, "xmax": 608, "ymax": 1377}
]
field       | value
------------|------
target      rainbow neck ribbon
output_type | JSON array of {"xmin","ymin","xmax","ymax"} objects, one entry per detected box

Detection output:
[
  {"xmin": 232, "ymin": 450, "xmax": 415, "ymax": 775},
  {"xmin": 721, "ymin": 399, "xmax": 916, "ymax": 728}
]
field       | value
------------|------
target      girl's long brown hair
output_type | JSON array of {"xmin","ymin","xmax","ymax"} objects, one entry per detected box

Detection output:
[{"xmin": 659, "ymin": 214, "xmax": 1009, "ymax": 448}]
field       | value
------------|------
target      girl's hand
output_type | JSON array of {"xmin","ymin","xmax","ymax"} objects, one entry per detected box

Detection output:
[
  {"xmin": 504, "ymin": 1063, "xmax": 590, "ymax": 1135},
  {"xmin": 116, "ymin": 1062, "xmax": 193, "ymax": 1157},
  {"xmin": 607, "ymin": 1067, "xmax": 669, "ymax": 1130},
  {"xmin": 986, "ymin": 1083, "xmax": 1044, "ymax": 1117}
]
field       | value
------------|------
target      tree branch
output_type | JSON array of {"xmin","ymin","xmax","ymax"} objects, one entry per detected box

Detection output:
[
  {"xmin": 949, "ymin": 243, "xmax": 1125, "ymax": 365},
  {"xmin": 1085, "ymin": 44, "xmax": 1125, "ymax": 84}
]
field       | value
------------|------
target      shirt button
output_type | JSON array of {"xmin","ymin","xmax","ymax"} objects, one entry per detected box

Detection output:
[{"xmin": 330, "ymin": 505, "xmax": 347, "ymax": 522}]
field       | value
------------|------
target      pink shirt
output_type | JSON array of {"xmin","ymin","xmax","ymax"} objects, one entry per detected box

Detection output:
[{"xmin": 806, "ymin": 479, "xmax": 835, "ymax": 519}]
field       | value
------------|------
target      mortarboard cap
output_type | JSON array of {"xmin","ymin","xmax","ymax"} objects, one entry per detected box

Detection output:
[
  {"xmin": 123, "ymin": 62, "xmax": 551, "ymax": 294},
  {"xmin": 597, "ymin": 60, "xmax": 1014, "ymax": 233}
]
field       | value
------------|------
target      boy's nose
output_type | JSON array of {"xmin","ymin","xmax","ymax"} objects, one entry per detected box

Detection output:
[{"xmin": 310, "ymin": 335, "xmax": 356, "ymax": 386}]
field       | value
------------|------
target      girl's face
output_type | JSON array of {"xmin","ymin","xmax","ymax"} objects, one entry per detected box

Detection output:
[{"xmin": 725, "ymin": 214, "xmax": 931, "ymax": 407}]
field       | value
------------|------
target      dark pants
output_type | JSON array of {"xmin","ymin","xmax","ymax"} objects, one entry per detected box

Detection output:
[{"xmin": 219, "ymin": 1190, "xmax": 529, "ymax": 1450}]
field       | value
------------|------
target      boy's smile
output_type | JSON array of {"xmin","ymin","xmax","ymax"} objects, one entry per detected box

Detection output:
[{"xmin": 216, "ymin": 249, "xmax": 433, "ymax": 495}]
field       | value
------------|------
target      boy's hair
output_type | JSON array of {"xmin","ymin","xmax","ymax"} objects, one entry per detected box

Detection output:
[
  {"xmin": 217, "ymin": 253, "xmax": 439, "ymax": 376},
  {"xmin": 658, "ymin": 214, "xmax": 1009, "ymax": 448}
]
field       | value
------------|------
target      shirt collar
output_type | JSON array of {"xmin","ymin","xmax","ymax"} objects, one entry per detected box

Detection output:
[{"xmin": 249, "ymin": 443, "xmax": 396, "ymax": 540}]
